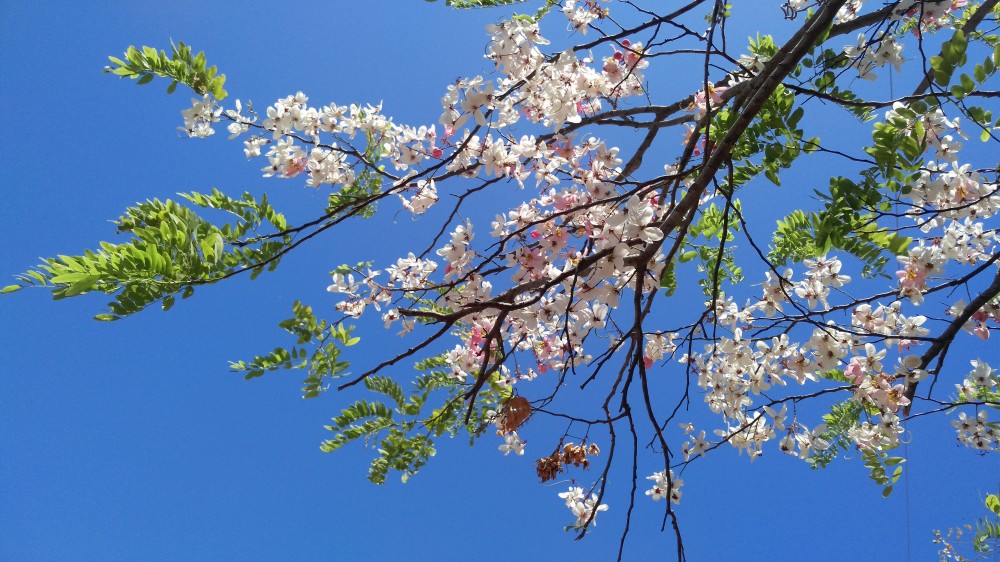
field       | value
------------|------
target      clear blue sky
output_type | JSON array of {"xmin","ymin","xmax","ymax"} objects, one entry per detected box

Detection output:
[{"xmin": 2, "ymin": 2, "xmax": 998, "ymax": 561}]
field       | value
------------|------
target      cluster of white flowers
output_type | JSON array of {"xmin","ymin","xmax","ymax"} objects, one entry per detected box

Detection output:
[
  {"xmin": 179, "ymin": 94, "xmax": 221, "ymax": 138},
  {"xmin": 888, "ymin": 104, "xmax": 968, "ymax": 162},
  {"xmin": 844, "ymin": 33, "xmax": 904, "ymax": 80},
  {"xmin": 475, "ymin": 19, "xmax": 648, "ymax": 130},
  {"xmin": 906, "ymin": 163, "xmax": 999, "ymax": 232},
  {"xmin": 835, "ymin": 0, "xmax": 865, "ymax": 24},
  {"xmin": 398, "ymin": 180, "xmax": 439, "ymax": 215},
  {"xmin": 893, "ymin": 0, "xmax": 969, "ymax": 30},
  {"xmin": 558, "ymin": 486, "xmax": 609, "ymax": 529},
  {"xmin": 326, "ymin": 268, "xmax": 385, "ymax": 318},
  {"xmin": 849, "ymin": 413, "xmax": 906, "ymax": 450},
  {"xmin": 562, "ymin": 0, "xmax": 607, "ymax": 34},
  {"xmin": 952, "ymin": 361, "xmax": 1000, "ymax": 450},
  {"xmin": 645, "ymin": 469, "xmax": 683, "ymax": 503},
  {"xmin": 952, "ymin": 410, "xmax": 999, "ymax": 450},
  {"xmin": 945, "ymin": 298, "xmax": 1000, "ymax": 341}
]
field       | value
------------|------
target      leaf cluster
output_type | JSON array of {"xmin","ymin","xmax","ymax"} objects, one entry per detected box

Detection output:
[
  {"xmin": 863, "ymin": 448, "xmax": 905, "ymax": 498},
  {"xmin": 807, "ymin": 392, "xmax": 863, "ymax": 470},
  {"xmin": 326, "ymin": 128, "xmax": 386, "ymax": 219},
  {"xmin": 10, "ymin": 189, "xmax": 291, "ymax": 319},
  {"xmin": 229, "ymin": 301, "xmax": 359, "ymax": 399},
  {"xmin": 319, "ymin": 351, "xmax": 509, "ymax": 484},
  {"xmin": 105, "ymin": 41, "xmax": 227, "ymax": 99},
  {"xmin": 682, "ymin": 201, "xmax": 744, "ymax": 297},
  {"xmin": 973, "ymin": 494, "xmax": 1000, "ymax": 554}
]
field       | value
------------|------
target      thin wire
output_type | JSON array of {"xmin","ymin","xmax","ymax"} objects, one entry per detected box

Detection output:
[
  {"xmin": 890, "ymin": 61, "xmax": 910, "ymax": 562},
  {"xmin": 904, "ymin": 439, "xmax": 911, "ymax": 562}
]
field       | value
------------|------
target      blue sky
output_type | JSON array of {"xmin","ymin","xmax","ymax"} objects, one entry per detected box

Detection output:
[{"xmin": 2, "ymin": 2, "xmax": 999, "ymax": 560}]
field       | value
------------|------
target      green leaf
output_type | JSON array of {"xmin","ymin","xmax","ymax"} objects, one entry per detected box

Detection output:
[
  {"xmin": 934, "ymin": 69, "xmax": 951, "ymax": 86},
  {"xmin": 62, "ymin": 275, "xmax": 101, "ymax": 297},
  {"xmin": 106, "ymin": 42, "xmax": 228, "ymax": 99},
  {"xmin": 0, "ymin": 284, "xmax": 22, "ymax": 294},
  {"xmin": 987, "ymin": 494, "xmax": 1000, "ymax": 517},
  {"xmin": 960, "ymin": 73, "xmax": 975, "ymax": 92}
]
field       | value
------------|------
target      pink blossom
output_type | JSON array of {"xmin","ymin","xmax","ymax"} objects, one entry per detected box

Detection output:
[
  {"xmin": 845, "ymin": 357, "xmax": 865, "ymax": 385},
  {"xmin": 895, "ymin": 264, "xmax": 927, "ymax": 289},
  {"xmin": 973, "ymin": 323, "xmax": 990, "ymax": 340}
]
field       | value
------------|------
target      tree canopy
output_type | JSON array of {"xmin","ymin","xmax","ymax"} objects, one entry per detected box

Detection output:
[{"xmin": 5, "ymin": 1, "xmax": 1000, "ymax": 559}]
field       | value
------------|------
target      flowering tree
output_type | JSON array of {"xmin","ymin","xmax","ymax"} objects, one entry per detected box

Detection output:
[{"xmin": 6, "ymin": 0, "xmax": 1000, "ymax": 558}]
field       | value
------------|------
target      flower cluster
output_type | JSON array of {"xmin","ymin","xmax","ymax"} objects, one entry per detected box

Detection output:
[
  {"xmin": 179, "ymin": 94, "xmax": 221, "ymax": 138},
  {"xmin": 947, "ymin": 298, "xmax": 1000, "ymax": 341},
  {"xmin": 558, "ymin": 486, "xmax": 609, "ymax": 529},
  {"xmin": 894, "ymin": 0, "xmax": 968, "ymax": 30},
  {"xmin": 688, "ymin": 85, "xmax": 729, "ymax": 119},
  {"xmin": 645, "ymin": 469, "xmax": 683, "ymax": 504},
  {"xmin": 835, "ymin": 0, "xmax": 865, "ymax": 24},
  {"xmin": 844, "ymin": 33, "xmax": 904, "ymax": 80},
  {"xmin": 952, "ymin": 411, "xmax": 999, "ymax": 450},
  {"xmin": 562, "ymin": 0, "xmax": 607, "ymax": 34},
  {"xmin": 952, "ymin": 361, "xmax": 1000, "ymax": 451}
]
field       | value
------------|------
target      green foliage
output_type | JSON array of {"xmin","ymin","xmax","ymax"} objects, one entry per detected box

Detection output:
[
  {"xmin": 229, "ymin": 301, "xmax": 359, "ymax": 399},
  {"xmin": 931, "ymin": 29, "xmax": 969, "ymax": 88},
  {"xmin": 799, "ymin": 47, "xmax": 873, "ymax": 121},
  {"xmin": 12, "ymin": 189, "xmax": 291, "ymax": 319},
  {"xmin": 705, "ymin": 2, "xmax": 732, "ymax": 24},
  {"xmin": 747, "ymin": 33, "xmax": 779, "ymax": 59},
  {"xmin": 954, "ymin": 43, "xmax": 1000, "ymax": 138},
  {"xmin": 769, "ymin": 87, "xmax": 987, "ymax": 277},
  {"xmin": 973, "ymin": 494, "xmax": 1000, "ymax": 553},
  {"xmin": 233, "ymin": 303, "xmax": 500, "ymax": 485},
  {"xmin": 967, "ymin": 104, "xmax": 1000, "ymax": 142},
  {"xmin": 327, "ymin": 127, "xmax": 385, "ymax": 219},
  {"xmin": 367, "ymin": 430, "xmax": 436, "ymax": 484},
  {"xmin": 934, "ymin": 492, "xmax": 1000, "ymax": 559},
  {"xmin": 659, "ymin": 259, "xmax": 677, "ymax": 296},
  {"xmin": 713, "ymin": 84, "xmax": 816, "ymax": 189},
  {"xmin": 770, "ymin": 207, "xmax": 912, "ymax": 277},
  {"xmin": 862, "ymin": 448, "xmax": 905, "ymax": 498},
  {"xmin": 318, "ymin": 350, "xmax": 506, "ymax": 484},
  {"xmin": 928, "ymin": 25, "xmax": 1000, "ymax": 101},
  {"xmin": 105, "ymin": 41, "xmax": 227, "ymax": 99},
  {"xmin": 808, "ymin": 394, "xmax": 862, "ymax": 470},
  {"xmin": 685, "ymin": 201, "xmax": 744, "ymax": 297}
]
